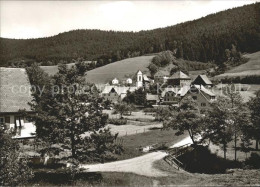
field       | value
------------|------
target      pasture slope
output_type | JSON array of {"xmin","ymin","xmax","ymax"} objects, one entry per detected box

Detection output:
[
  {"xmin": 215, "ymin": 51, "xmax": 260, "ymax": 78},
  {"xmin": 85, "ymin": 55, "xmax": 154, "ymax": 84},
  {"xmin": 40, "ymin": 55, "xmax": 154, "ymax": 83}
]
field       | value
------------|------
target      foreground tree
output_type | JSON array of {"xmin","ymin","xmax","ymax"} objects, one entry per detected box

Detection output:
[
  {"xmin": 114, "ymin": 102, "xmax": 129, "ymax": 119},
  {"xmin": 205, "ymin": 97, "xmax": 233, "ymax": 159},
  {"xmin": 223, "ymin": 84, "xmax": 250, "ymax": 161},
  {"xmin": 0, "ymin": 128, "xmax": 33, "ymax": 186},
  {"xmin": 123, "ymin": 88, "xmax": 147, "ymax": 106},
  {"xmin": 248, "ymin": 90, "xmax": 260, "ymax": 150},
  {"xmin": 163, "ymin": 96, "xmax": 204, "ymax": 145},
  {"xmin": 29, "ymin": 63, "xmax": 121, "ymax": 161}
]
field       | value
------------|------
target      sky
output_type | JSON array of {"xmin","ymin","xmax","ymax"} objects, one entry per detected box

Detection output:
[{"xmin": 0, "ymin": 0, "xmax": 259, "ymax": 39}]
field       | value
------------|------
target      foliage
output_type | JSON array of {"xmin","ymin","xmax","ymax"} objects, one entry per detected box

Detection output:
[
  {"xmin": 26, "ymin": 63, "xmax": 52, "ymax": 103},
  {"xmin": 123, "ymin": 88, "xmax": 147, "ymax": 106},
  {"xmin": 147, "ymin": 63, "xmax": 158, "ymax": 77},
  {"xmin": 219, "ymin": 75, "xmax": 260, "ymax": 84},
  {"xmin": 155, "ymin": 107, "xmax": 172, "ymax": 122},
  {"xmin": 223, "ymin": 84, "xmax": 250, "ymax": 161},
  {"xmin": 108, "ymin": 118, "xmax": 127, "ymax": 125},
  {"xmin": 178, "ymin": 145, "xmax": 241, "ymax": 174},
  {"xmin": 151, "ymin": 51, "xmax": 176, "ymax": 67},
  {"xmin": 0, "ymin": 129, "xmax": 33, "ymax": 186},
  {"xmin": 113, "ymin": 102, "xmax": 129, "ymax": 119},
  {"xmin": 1, "ymin": 3, "xmax": 259, "ymax": 67},
  {"xmin": 204, "ymin": 97, "xmax": 234, "ymax": 159},
  {"xmin": 27, "ymin": 62, "xmax": 121, "ymax": 161},
  {"xmin": 163, "ymin": 97, "xmax": 204, "ymax": 144},
  {"xmin": 143, "ymin": 108, "xmax": 157, "ymax": 113},
  {"xmin": 244, "ymin": 153, "xmax": 260, "ymax": 169},
  {"xmin": 247, "ymin": 89, "xmax": 260, "ymax": 150}
]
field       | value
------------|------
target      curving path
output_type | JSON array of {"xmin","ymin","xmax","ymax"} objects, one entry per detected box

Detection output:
[{"xmin": 80, "ymin": 136, "xmax": 192, "ymax": 177}]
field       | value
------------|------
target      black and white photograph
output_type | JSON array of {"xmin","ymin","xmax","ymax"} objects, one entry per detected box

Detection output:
[{"xmin": 0, "ymin": 0, "xmax": 260, "ymax": 186}]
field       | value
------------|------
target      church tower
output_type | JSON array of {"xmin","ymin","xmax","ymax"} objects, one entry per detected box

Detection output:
[{"xmin": 136, "ymin": 70, "xmax": 143, "ymax": 88}]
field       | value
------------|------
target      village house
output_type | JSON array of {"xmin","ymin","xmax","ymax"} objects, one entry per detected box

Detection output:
[
  {"xmin": 112, "ymin": 78, "xmax": 119, "ymax": 85},
  {"xmin": 121, "ymin": 78, "xmax": 133, "ymax": 86},
  {"xmin": 177, "ymin": 85, "xmax": 216, "ymax": 109},
  {"xmin": 154, "ymin": 70, "xmax": 169, "ymax": 83},
  {"xmin": 146, "ymin": 94, "xmax": 159, "ymax": 106},
  {"xmin": 161, "ymin": 87, "xmax": 179, "ymax": 104},
  {"xmin": 101, "ymin": 85, "xmax": 137, "ymax": 103},
  {"xmin": 0, "ymin": 67, "xmax": 36, "ymax": 139},
  {"xmin": 167, "ymin": 71, "xmax": 191, "ymax": 87},
  {"xmin": 192, "ymin": 74, "xmax": 213, "ymax": 88}
]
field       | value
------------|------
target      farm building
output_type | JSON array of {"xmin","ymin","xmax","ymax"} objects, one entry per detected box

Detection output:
[
  {"xmin": 178, "ymin": 85, "xmax": 216, "ymax": 109},
  {"xmin": 167, "ymin": 71, "xmax": 191, "ymax": 87},
  {"xmin": 192, "ymin": 75, "xmax": 213, "ymax": 88},
  {"xmin": 0, "ymin": 67, "xmax": 36, "ymax": 139},
  {"xmin": 161, "ymin": 87, "xmax": 179, "ymax": 104},
  {"xmin": 112, "ymin": 78, "xmax": 119, "ymax": 85},
  {"xmin": 146, "ymin": 94, "xmax": 159, "ymax": 105},
  {"xmin": 154, "ymin": 70, "xmax": 169, "ymax": 83},
  {"xmin": 101, "ymin": 86, "xmax": 137, "ymax": 103}
]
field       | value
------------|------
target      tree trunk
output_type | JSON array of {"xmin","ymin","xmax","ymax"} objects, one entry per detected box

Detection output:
[
  {"xmin": 71, "ymin": 133, "xmax": 76, "ymax": 158},
  {"xmin": 256, "ymin": 139, "xmax": 259, "ymax": 150},
  {"xmin": 224, "ymin": 143, "xmax": 226, "ymax": 160},
  {"xmin": 234, "ymin": 131, "xmax": 237, "ymax": 161}
]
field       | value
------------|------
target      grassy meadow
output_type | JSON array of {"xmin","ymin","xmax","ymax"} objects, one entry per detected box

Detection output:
[{"xmin": 215, "ymin": 51, "xmax": 260, "ymax": 78}]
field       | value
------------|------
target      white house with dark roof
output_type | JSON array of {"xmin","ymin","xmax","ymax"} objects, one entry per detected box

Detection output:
[
  {"xmin": 112, "ymin": 78, "xmax": 119, "ymax": 85},
  {"xmin": 177, "ymin": 84, "xmax": 216, "ymax": 109},
  {"xmin": 101, "ymin": 85, "xmax": 137, "ymax": 103},
  {"xmin": 0, "ymin": 67, "xmax": 36, "ymax": 139}
]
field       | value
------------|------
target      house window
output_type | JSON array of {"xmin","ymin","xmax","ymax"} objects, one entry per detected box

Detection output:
[
  {"xmin": 0, "ymin": 117, "xmax": 4, "ymax": 125},
  {"xmin": 192, "ymin": 96, "xmax": 197, "ymax": 100},
  {"xmin": 201, "ymin": 103, "xmax": 206, "ymax": 107},
  {"xmin": 210, "ymin": 96, "xmax": 215, "ymax": 100}
]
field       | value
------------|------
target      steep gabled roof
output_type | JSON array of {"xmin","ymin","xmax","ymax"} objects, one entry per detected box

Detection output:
[
  {"xmin": 143, "ymin": 74, "xmax": 150, "ymax": 82},
  {"xmin": 102, "ymin": 86, "xmax": 137, "ymax": 95},
  {"xmin": 177, "ymin": 85, "xmax": 215, "ymax": 97},
  {"xmin": 193, "ymin": 75, "xmax": 213, "ymax": 85},
  {"xmin": 194, "ymin": 85, "xmax": 215, "ymax": 96},
  {"xmin": 169, "ymin": 71, "xmax": 191, "ymax": 80},
  {"xmin": 177, "ymin": 85, "xmax": 191, "ymax": 97},
  {"xmin": 154, "ymin": 70, "xmax": 169, "ymax": 77},
  {"xmin": 0, "ymin": 68, "xmax": 33, "ymax": 113}
]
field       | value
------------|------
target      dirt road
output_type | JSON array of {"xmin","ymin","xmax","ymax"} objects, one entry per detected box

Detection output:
[{"xmin": 80, "ymin": 136, "xmax": 192, "ymax": 177}]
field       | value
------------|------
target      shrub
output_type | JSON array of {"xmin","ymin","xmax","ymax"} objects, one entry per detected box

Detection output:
[
  {"xmin": 108, "ymin": 118, "xmax": 127, "ymax": 125},
  {"xmin": 244, "ymin": 153, "xmax": 260, "ymax": 169},
  {"xmin": 143, "ymin": 108, "xmax": 157, "ymax": 113}
]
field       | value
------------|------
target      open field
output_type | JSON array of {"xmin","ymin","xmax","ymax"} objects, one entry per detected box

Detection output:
[
  {"xmin": 116, "ymin": 129, "xmax": 188, "ymax": 160},
  {"xmin": 213, "ymin": 83, "xmax": 260, "ymax": 102},
  {"xmin": 107, "ymin": 122, "xmax": 162, "ymax": 137},
  {"xmin": 40, "ymin": 63, "xmax": 76, "ymax": 76},
  {"xmin": 104, "ymin": 110, "xmax": 155, "ymax": 121},
  {"xmin": 85, "ymin": 56, "xmax": 154, "ymax": 84},
  {"xmin": 215, "ymin": 51, "xmax": 260, "ymax": 78}
]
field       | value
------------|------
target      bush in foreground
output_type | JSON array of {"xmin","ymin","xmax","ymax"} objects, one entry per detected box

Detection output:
[{"xmin": 108, "ymin": 118, "xmax": 127, "ymax": 125}]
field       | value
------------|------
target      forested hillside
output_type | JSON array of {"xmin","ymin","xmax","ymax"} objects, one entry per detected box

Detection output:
[{"xmin": 0, "ymin": 3, "xmax": 259, "ymax": 67}]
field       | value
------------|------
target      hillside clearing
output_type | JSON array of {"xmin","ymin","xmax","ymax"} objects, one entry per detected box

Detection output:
[
  {"xmin": 85, "ymin": 56, "xmax": 154, "ymax": 84},
  {"xmin": 215, "ymin": 51, "xmax": 260, "ymax": 78}
]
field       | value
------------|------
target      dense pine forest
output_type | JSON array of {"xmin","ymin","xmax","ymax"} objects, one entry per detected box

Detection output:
[{"xmin": 0, "ymin": 3, "xmax": 259, "ymax": 67}]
